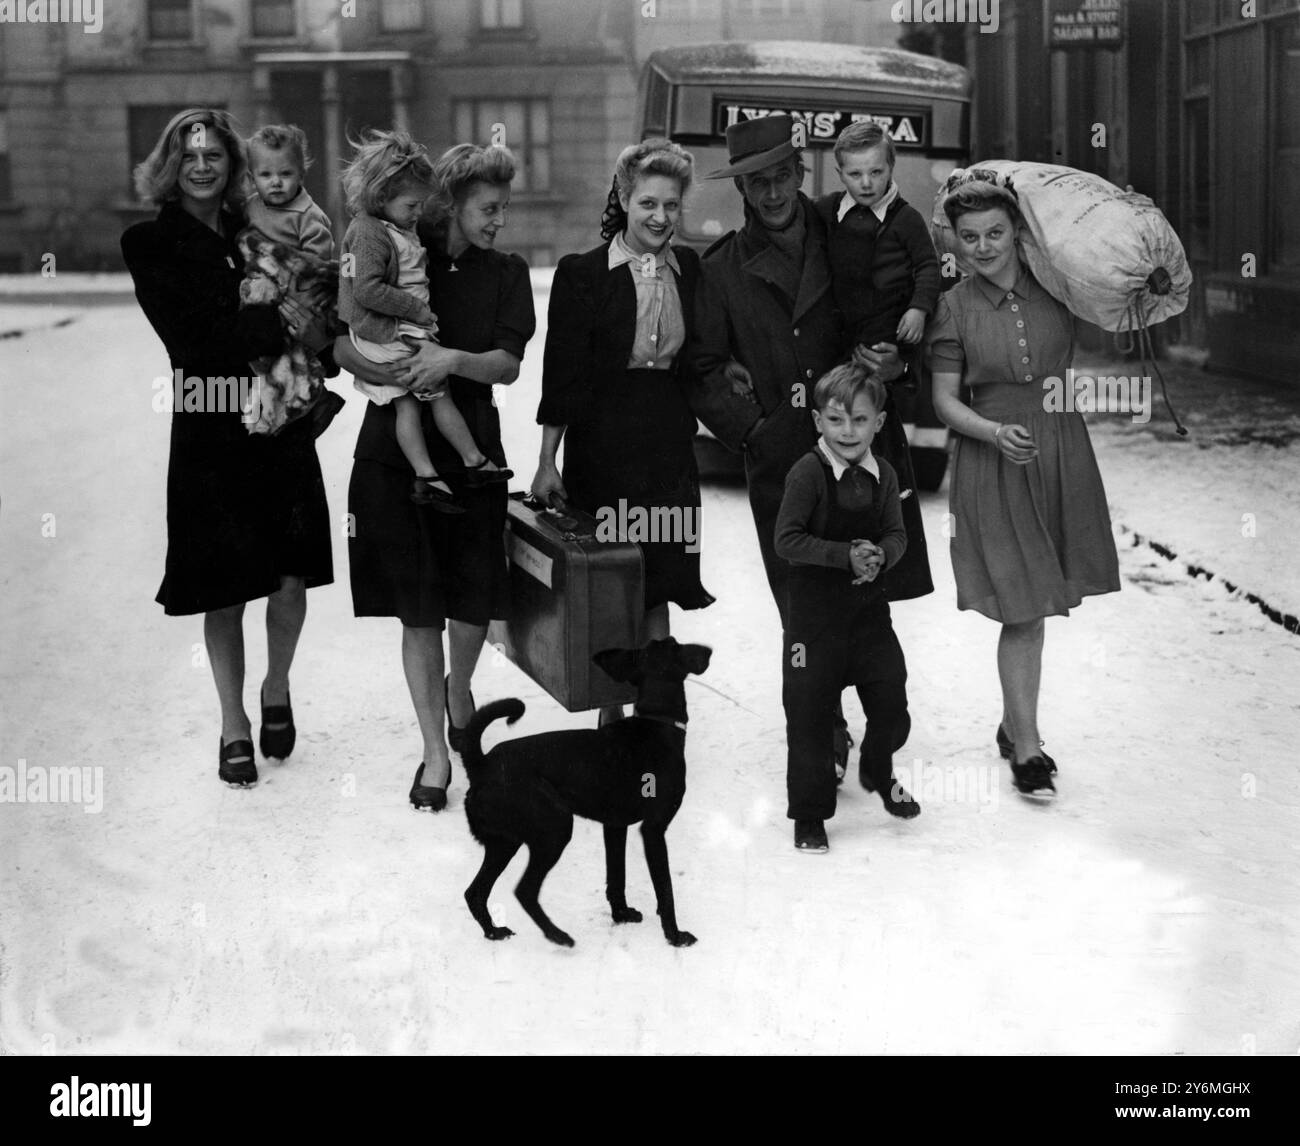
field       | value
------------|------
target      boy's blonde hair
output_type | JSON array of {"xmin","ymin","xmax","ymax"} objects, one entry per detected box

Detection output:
[
  {"xmin": 248, "ymin": 123, "xmax": 312, "ymax": 173},
  {"xmin": 833, "ymin": 121, "xmax": 897, "ymax": 169},
  {"xmin": 341, "ymin": 128, "xmax": 436, "ymax": 217},
  {"xmin": 813, "ymin": 363, "xmax": 887, "ymax": 415}
]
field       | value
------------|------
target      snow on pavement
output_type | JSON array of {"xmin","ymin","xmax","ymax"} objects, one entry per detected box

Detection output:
[{"xmin": 1, "ymin": 290, "xmax": 1298, "ymax": 1055}]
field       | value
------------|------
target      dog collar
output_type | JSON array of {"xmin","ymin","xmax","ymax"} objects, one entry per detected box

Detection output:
[{"xmin": 632, "ymin": 708, "xmax": 687, "ymax": 732}]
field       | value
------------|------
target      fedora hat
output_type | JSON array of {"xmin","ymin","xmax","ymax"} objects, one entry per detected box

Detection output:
[{"xmin": 703, "ymin": 114, "xmax": 800, "ymax": 179}]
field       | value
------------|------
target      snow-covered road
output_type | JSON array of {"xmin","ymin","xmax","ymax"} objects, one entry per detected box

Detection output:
[{"xmin": 1, "ymin": 286, "xmax": 1297, "ymax": 1055}]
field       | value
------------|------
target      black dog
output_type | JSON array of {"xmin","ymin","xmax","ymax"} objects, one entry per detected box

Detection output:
[{"xmin": 461, "ymin": 638, "xmax": 712, "ymax": 948}]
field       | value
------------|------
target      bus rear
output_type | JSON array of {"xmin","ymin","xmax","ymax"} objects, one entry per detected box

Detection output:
[{"xmin": 638, "ymin": 41, "xmax": 970, "ymax": 490}]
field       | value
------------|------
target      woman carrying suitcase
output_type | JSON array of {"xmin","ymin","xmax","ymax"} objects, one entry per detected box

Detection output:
[
  {"xmin": 530, "ymin": 139, "xmax": 715, "ymax": 726},
  {"xmin": 338, "ymin": 143, "xmax": 536, "ymax": 811}
]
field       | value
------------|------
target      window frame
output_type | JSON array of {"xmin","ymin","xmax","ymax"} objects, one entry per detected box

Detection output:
[
  {"xmin": 451, "ymin": 97, "xmax": 552, "ymax": 196},
  {"xmin": 146, "ymin": 0, "xmax": 196, "ymax": 43},
  {"xmin": 249, "ymin": 0, "xmax": 298, "ymax": 41},
  {"xmin": 378, "ymin": 0, "xmax": 425, "ymax": 33}
]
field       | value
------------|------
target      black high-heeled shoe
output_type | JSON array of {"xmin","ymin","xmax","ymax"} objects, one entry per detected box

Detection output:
[
  {"xmin": 444, "ymin": 675, "xmax": 475, "ymax": 755},
  {"xmin": 997, "ymin": 724, "xmax": 1057, "ymax": 774},
  {"xmin": 260, "ymin": 685, "xmax": 296, "ymax": 760},
  {"xmin": 219, "ymin": 738, "xmax": 258, "ymax": 788},
  {"xmin": 409, "ymin": 761, "xmax": 450, "ymax": 812}
]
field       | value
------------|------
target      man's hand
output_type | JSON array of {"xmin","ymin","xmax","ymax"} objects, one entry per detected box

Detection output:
[
  {"xmin": 851, "ymin": 341, "xmax": 904, "ymax": 383},
  {"xmin": 723, "ymin": 359, "xmax": 756, "ymax": 402},
  {"xmin": 896, "ymin": 308, "xmax": 926, "ymax": 345}
]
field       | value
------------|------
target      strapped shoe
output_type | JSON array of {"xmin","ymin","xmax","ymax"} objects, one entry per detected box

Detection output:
[
  {"xmin": 1010, "ymin": 756, "xmax": 1057, "ymax": 797},
  {"xmin": 259, "ymin": 684, "xmax": 296, "ymax": 760},
  {"xmin": 411, "ymin": 477, "xmax": 466, "ymax": 514},
  {"xmin": 409, "ymin": 761, "xmax": 450, "ymax": 812},
  {"xmin": 218, "ymin": 738, "xmax": 258, "ymax": 788},
  {"xmin": 998, "ymin": 724, "xmax": 1057, "ymax": 774},
  {"xmin": 462, "ymin": 459, "xmax": 513, "ymax": 488}
]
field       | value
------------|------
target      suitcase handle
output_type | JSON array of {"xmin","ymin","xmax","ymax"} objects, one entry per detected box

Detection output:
[{"xmin": 518, "ymin": 492, "xmax": 592, "ymax": 541}]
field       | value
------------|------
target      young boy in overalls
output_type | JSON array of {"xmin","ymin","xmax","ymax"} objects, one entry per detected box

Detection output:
[{"xmin": 775, "ymin": 364, "xmax": 920, "ymax": 853}]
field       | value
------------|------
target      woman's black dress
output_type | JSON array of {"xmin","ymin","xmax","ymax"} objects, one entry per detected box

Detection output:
[
  {"xmin": 348, "ymin": 224, "xmax": 536, "ymax": 627},
  {"xmin": 538, "ymin": 242, "xmax": 712, "ymax": 612},
  {"xmin": 121, "ymin": 201, "xmax": 333, "ymax": 615}
]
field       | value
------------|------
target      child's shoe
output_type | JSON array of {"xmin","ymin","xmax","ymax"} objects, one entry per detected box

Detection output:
[
  {"xmin": 860, "ymin": 765, "xmax": 921, "ymax": 819},
  {"xmin": 463, "ymin": 459, "xmax": 513, "ymax": 488},
  {"xmin": 411, "ymin": 476, "xmax": 466, "ymax": 514},
  {"xmin": 793, "ymin": 819, "xmax": 828, "ymax": 853}
]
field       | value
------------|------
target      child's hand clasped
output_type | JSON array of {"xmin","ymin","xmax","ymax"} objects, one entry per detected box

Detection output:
[{"xmin": 850, "ymin": 539, "xmax": 885, "ymax": 585}]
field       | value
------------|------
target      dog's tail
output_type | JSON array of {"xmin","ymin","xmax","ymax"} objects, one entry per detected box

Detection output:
[{"xmin": 459, "ymin": 698, "xmax": 526, "ymax": 774}]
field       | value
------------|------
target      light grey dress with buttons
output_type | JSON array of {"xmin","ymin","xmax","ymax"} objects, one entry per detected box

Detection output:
[{"xmin": 925, "ymin": 269, "xmax": 1120, "ymax": 623}]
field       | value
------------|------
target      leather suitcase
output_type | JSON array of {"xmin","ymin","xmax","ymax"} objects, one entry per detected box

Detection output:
[{"xmin": 496, "ymin": 493, "xmax": 645, "ymax": 712}]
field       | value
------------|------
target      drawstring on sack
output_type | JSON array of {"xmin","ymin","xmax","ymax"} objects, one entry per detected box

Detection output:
[{"xmin": 1117, "ymin": 286, "xmax": 1188, "ymax": 437}]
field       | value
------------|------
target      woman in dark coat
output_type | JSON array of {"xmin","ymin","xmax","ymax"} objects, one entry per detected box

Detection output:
[
  {"xmin": 531, "ymin": 139, "xmax": 714, "ymax": 725},
  {"xmin": 120, "ymin": 108, "xmax": 335, "ymax": 788},
  {"xmin": 336, "ymin": 143, "xmax": 535, "ymax": 811}
]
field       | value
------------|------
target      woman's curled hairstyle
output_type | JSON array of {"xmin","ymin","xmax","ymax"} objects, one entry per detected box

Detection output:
[
  {"xmin": 132, "ymin": 108, "xmax": 247, "ymax": 210},
  {"xmin": 427, "ymin": 143, "xmax": 517, "ymax": 222},
  {"xmin": 941, "ymin": 180, "xmax": 1024, "ymax": 230},
  {"xmin": 599, "ymin": 138, "xmax": 694, "ymax": 242}
]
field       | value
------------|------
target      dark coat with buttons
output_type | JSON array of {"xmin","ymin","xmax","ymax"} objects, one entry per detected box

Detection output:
[
  {"xmin": 688, "ymin": 196, "xmax": 842, "ymax": 604},
  {"xmin": 689, "ymin": 194, "xmax": 932, "ymax": 613}
]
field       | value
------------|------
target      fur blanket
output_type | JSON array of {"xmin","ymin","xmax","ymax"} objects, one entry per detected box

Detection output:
[{"xmin": 237, "ymin": 226, "xmax": 339, "ymax": 435}]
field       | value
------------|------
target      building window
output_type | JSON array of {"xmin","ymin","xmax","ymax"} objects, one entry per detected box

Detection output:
[
  {"xmin": 480, "ymin": 0, "xmax": 526, "ymax": 31},
  {"xmin": 0, "ymin": 111, "xmax": 11, "ymax": 201},
  {"xmin": 733, "ymin": 0, "xmax": 806, "ymax": 16},
  {"xmin": 658, "ymin": 0, "xmax": 707, "ymax": 15},
  {"xmin": 1184, "ymin": 37, "xmax": 1209, "ymax": 93},
  {"xmin": 453, "ymin": 99, "xmax": 550, "ymax": 194},
  {"xmin": 379, "ymin": 0, "xmax": 424, "ymax": 32},
  {"xmin": 1183, "ymin": 97, "xmax": 1210, "ymax": 265},
  {"xmin": 1272, "ymin": 18, "xmax": 1300, "ymax": 269},
  {"xmin": 251, "ymin": 0, "xmax": 296, "ymax": 39},
  {"xmin": 147, "ymin": 0, "xmax": 193, "ymax": 41},
  {"xmin": 128, "ymin": 105, "xmax": 224, "ymax": 198}
]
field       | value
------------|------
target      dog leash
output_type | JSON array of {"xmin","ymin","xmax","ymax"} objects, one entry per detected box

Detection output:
[{"xmin": 685, "ymin": 677, "xmax": 771, "ymax": 722}]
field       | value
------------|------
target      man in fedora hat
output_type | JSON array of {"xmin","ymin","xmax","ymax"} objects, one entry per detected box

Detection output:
[
  {"xmin": 688, "ymin": 112, "xmax": 927, "ymax": 786},
  {"xmin": 689, "ymin": 113, "xmax": 923, "ymax": 616}
]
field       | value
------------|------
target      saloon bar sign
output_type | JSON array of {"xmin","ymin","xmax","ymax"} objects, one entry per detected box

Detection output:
[
  {"xmin": 716, "ymin": 101, "xmax": 929, "ymax": 149},
  {"xmin": 1045, "ymin": 0, "xmax": 1124, "ymax": 50}
]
